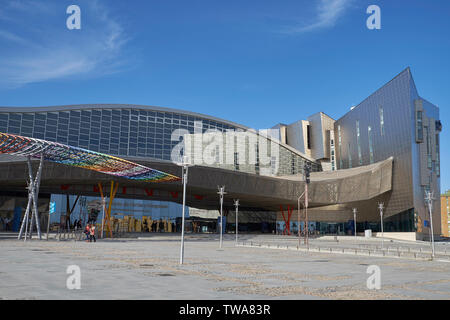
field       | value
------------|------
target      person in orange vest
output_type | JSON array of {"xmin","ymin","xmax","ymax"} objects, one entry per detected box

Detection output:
[
  {"xmin": 89, "ymin": 224, "xmax": 96, "ymax": 242},
  {"xmin": 84, "ymin": 224, "xmax": 90, "ymax": 242}
]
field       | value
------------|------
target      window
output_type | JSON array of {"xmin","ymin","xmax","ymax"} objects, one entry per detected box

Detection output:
[
  {"xmin": 234, "ymin": 152, "xmax": 239, "ymax": 171},
  {"xmin": 426, "ymin": 126, "xmax": 432, "ymax": 169},
  {"xmin": 291, "ymin": 155, "xmax": 296, "ymax": 174},
  {"xmin": 348, "ymin": 143, "xmax": 352, "ymax": 168},
  {"xmin": 356, "ymin": 120, "xmax": 362, "ymax": 165},
  {"xmin": 436, "ymin": 134, "xmax": 440, "ymax": 176},
  {"xmin": 271, "ymin": 156, "xmax": 277, "ymax": 175},
  {"xmin": 416, "ymin": 110, "xmax": 423, "ymax": 142},
  {"xmin": 255, "ymin": 144, "xmax": 260, "ymax": 175},
  {"xmin": 368, "ymin": 126, "xmax": 374, "ymax": 164},
  {"xmin": 379, "ymin": 106, "xmax": 384, "ymax": 136},
  {"xmin": 306, "ymin": 125, "xmax": 311, "ymax": 149},
  {"xmin": 330, "ymin": 130, "xmax": 336, "ymax": 171}
]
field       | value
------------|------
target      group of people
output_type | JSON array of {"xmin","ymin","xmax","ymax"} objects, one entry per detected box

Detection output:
[{"xmin": 83, "ymin": 223, "xmax": 96, "ymax": 242}]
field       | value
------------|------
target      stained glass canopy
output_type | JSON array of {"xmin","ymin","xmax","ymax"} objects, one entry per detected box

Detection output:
[{"xmin": 0, "ymin": 132, "xmax": 181, "ymax": 183}]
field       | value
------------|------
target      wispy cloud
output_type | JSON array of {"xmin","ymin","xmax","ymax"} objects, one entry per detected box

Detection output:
[
  {"xmin": 283, "ymin": 0, "xmax": 353, "ymax": 34},
  {"xmin": 0, "ymin": 0, "xmax": 131, "ymax": 88}
]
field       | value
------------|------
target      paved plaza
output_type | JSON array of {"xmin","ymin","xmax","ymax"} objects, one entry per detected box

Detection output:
[{"xmin": 0, "ymin": 232, "xmax": 449, "ymax": 300}]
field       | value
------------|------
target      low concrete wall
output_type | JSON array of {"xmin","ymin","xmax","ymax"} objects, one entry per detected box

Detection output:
[{"xmin": 372, "ymin": 232, "xmax": 416, "ymax": 242}]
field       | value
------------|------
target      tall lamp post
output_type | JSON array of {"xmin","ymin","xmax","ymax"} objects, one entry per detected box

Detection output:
[
  {"xmin": 101, "ymin": 197, "xmax": 106, "ymax": 239},
  {"xmin": 378, "ymin": 202, "xmax": 384, "ymax": 250},
  {"xmin": 234, "ymin": 199, "xmax": 239, "ymax": 245},
  {"xmin": 297, "ymin": 191, "xmax": 305, "ymax": 247},
  {"xmin": 217, "ymin": 186, "xmax": 227, "ymax": 248},
  {"xmin": 303, "ymin": 164, "xmax": 311, "ymax": 248},
  {"xmin": 425, "ymin": 191, "xmax": 435, "ymax": 258},
  {"xmin": 177, "ymin": 156, "xmax": 193, "ymax": 265},
  {"xmin": 353, "ymin": 208, "xmax": 357, "ymax": 239}
]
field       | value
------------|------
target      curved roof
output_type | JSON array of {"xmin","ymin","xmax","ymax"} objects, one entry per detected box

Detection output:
[
  {"xmin": 0, "ymin": 131, "xmax": 180, "ymax": 183},
  {"xmin": 0, "ymin": 104, "xmax": 317, "ymax": 162},
  {"xmin": 0, "ymin": 104, "xmax": 250, "ymax": 131}
]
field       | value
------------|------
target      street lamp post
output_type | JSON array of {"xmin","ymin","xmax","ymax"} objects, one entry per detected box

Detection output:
[
  {"xmin": 353, "ymin": 208, "xmax": 357, "ymax": 239},
  {"xmin": 101, "ymin": 197, "xmax": 106, "ymax": 239},
  {"xmin": 303, "ymin": 164, "xmax": 311, "ymax": 248},
  {"xmin": 177, "ymin": 156, "xmax": 192, "ymax": 265},
  {"xmin": 378, "ymin": 203, "xmax": 384, "ymax": 250},
  {"xmin": 234, "ymin": 199, "xmax": 239, "ymax": 245},
  {"xmin": 217, "ymin": 186, "xmax": 227, "ymax": 249},
  {"xmin": 425, "ymin": 191, "xmax": 435, "ymax": 258},
  {"xmin": 297, "ymin": 191, "xmax": 305, "ymax": 247}
]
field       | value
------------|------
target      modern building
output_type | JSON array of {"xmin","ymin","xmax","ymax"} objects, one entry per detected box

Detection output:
[
  {"xmin": 269, "ymin": 68, "xmax": 441, "ymax": 239},
  {"xmin": 0, "ymin": 101, "xmax": 318, "ymax": 233},
  {"xmin": 0, "ymin": 67, "xmax": 442, "ymax": 240},
  {"xmin": 440, "ymin": 190, "xmax": 450, "ymax": 238}
]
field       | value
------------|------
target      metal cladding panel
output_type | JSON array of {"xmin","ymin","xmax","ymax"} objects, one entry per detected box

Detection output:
[
  {"xmin": 411, "ymin": 93, "xmax": 441, "ymax": 237},
  {"xmin": 286, "ymin": 120, "xmax": 308, "ymax": 155},
  {"xmin": 307, "ymin": 113, "xmax": 325, "ymax": 159},
  {"xmin": 419, "ymin": 138, "xmax": 428, "ymax": 186},
  {"xmin": 430, "ymin": 116, "xmax": 436, "ymax": 161},
  {"xmin": 334, "ymin": 69, "xmax": 415, "ymax": 219}
]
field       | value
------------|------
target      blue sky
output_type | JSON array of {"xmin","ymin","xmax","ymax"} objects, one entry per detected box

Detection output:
[{"xmin": 0, "ymin": 0, "xmax": 449, "ymax": 189}]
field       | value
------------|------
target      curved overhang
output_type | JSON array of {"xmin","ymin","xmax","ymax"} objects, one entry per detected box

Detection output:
[{"xmin": 0, "ymin": 155, "xmax": 393, "ymax": 213}]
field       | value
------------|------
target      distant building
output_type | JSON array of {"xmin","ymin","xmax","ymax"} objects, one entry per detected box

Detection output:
[
  {"xmin": 270, "ymin": 68, "xmax": 441, "ymax": 239},
  {"xmin": 440, "ymin": 191, "xmax": 450, "ymax": 238}
]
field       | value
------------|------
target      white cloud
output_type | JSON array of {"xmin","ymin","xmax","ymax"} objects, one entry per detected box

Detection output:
[
  {"xmin": 0, "ymin": 0, "xmax": 131, "ymax": 88},
  {"xmin": 284, "ymin": 0, "xmax": 353, "ymax": 34}
]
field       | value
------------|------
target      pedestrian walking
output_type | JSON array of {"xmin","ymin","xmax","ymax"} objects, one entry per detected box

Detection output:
[
  {"xmin": 89, "ymin": 224, "xmax": 96, "ymax": 242},
  {"xmin": 84, "ymin": 224, "xmax": 90, "ymax": 242},
  {"xmin": 4, "ymin": 217, "xmax": 10, "ymax": 231}
]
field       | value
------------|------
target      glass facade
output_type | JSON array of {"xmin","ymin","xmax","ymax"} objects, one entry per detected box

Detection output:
[
  {"xmin": 0, "ymin": 108, "xmax": 238, "ymax": 160},
  {"xmin": 356, "ymin": 120, "xmax": 362, "ymax": 165},
  {"xmin": 348, "ymin": 143, "xmax": 352, "ymax": 168},
  {"xmin": 368, "ymin": 125, "xmax": 374, "ymax": 164},
  {"xmin": 0, "ymin": 106, "xmax": 319, "ymax": 176},
  {"xmin": 379, "ymin": 106, "xmax": 384, "ymax": 136}
]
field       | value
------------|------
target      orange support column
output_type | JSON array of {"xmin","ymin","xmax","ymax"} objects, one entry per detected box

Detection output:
[
  {"xmin": 98, "ymin": 181, "xmax": 119, "ymax": 238},
  {"xmin": 106, "ymin": 181, "xmax": 119, "ymax": 237}
]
